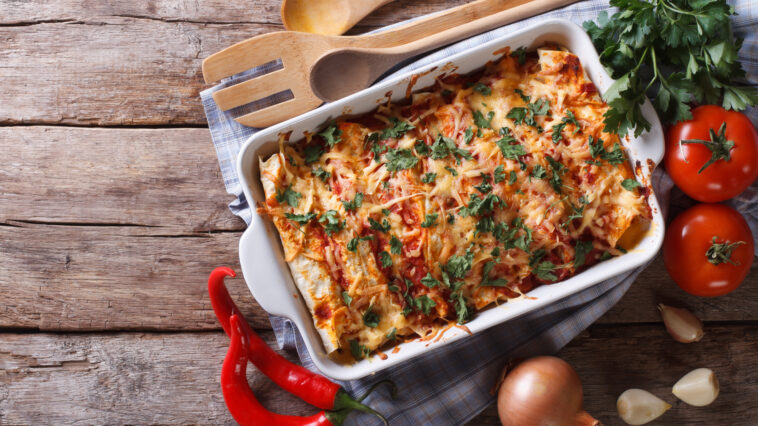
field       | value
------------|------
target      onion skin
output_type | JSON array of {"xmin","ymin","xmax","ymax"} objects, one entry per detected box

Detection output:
[{"xmin": 497, "ymin": 356, "xmax": 599, "ymax": 426}]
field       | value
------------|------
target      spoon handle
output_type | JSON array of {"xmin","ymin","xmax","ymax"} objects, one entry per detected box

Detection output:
[{"xmin": 357, "ymin": 0, "xmax": 542, "ymax": 48}]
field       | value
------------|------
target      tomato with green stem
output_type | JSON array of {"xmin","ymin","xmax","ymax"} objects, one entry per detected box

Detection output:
[
  {"xmin": 665, "ymin": 105, "xmax": 758, "ymax": 202},
  {"xmin": 663, "ymin": 204, "xmax": 754, "ymax": 297}
]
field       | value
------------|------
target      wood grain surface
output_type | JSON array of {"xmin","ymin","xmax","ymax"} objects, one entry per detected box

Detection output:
[{"xmin": 1, "ymin": 0, "xmax": 756, "ymax": 424}]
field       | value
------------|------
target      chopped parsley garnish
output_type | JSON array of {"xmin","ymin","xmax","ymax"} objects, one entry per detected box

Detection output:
[
  {"xmin": 473, "ymin": 82, "xmax": 492, "ymax": 96},
  {"xmin": 318, "ymin": 123, "xmax": 342, "ymax": 148},
  {"xmin": 530, "ymin": 164, "xmax": 546, "ymax": 179},
  {"xmin": 430, "ymin": 134, "xmax": 473, "ymax": 163},
  {"xmin": 342, "ymin": 291, "xmax": 352, "ymax": 306},
  {"xmin": 414, "ymin": 139, "xmax": 430, "ymax": 156},
  {"xmin": 603, "ymin": 143, "xmax": 625, "ymax": 165},
  {"xmin": 494, "ymin": 165, "xmax": 506, "ymax": 183},
  {"xmin": 588, "ymin": 136, "xmax": 625, "ymax": 165},
  {"xmin": 421, "ymin": 213, "xmax": 438, "ymax": 228},
  {"xmin": 551, "ymin": 110, "xmax": 581, "ymax": 144},
  {"xmin": 497, "ymin": 217, "xmax": 533, "ymax": 252},
  {"xmin": 508, "ymin": 170, "xmax": 517, "ymax": 184},
  {"xmin": 447, "ymin": 213, "xmax": 455, "ymax": 224},
  {"xmin": 386, "ymin": 327, "xmax": 397, "ymax": 340},
  {"xmin": 452, "ymin": 292, "xmax": 471, "ymax": 324},
  {"xmin": 342, "ymin": 193, "xmax": 364, "ymax": 211},
  {"xmin": 491, "ymin": 247, "xmax": 501, "ymax": 257},
  {"xmin": 563, "ymin": 197, "xmax": 588, "ymax": 227},
  {"xmin": 286, "ymin": 154, "xmax": 297, "ymax": 166},
  {"xmin": 445, "ymin": 166, "xmax": 459, "ymax": 176},
  {"xmin": 574, "ymin": 240, "xmax": 594, "ymax": 268},
  {"xmin": 546, "ymin": 155, "xmax": 565, "ymax": 193},
  {"xmin": 413, "ymin": 295, "xmax": 437, "ymax": 315},
  {"xmin": 380, "ymin": 117, "xmax": 415, "ymax": 139},
  {"xmin": 533, "ymin": 261, "xmax": 559, "ymax": 282},
  {"xmin": 388, "ymin": 284, "xmax": 400, "ymax": 292},
  {"xmin": 319, "ymin": 210, "xmax": 344, "ymax": 235},
  {"xmin": 275, "ymin": 186, "xmax": 302, "ymax": 207},
  {"xmin": 378, "ymin": 251, "xmax": 392, "ymax": 268},
  {"xmin": 459, "ymin": 193, "xmax": 505, "ymax": 217},
  {"xmin": 284, "ymin": 212, "xmax": 316, "ymax": 224},
  {"xmin": 389, "ymin": 235, "xmax": 402, "ymax": 255},
  {"xmin": 349, "ymin": 339, "xmax": 370, "ymax": 360},
  {"xmin": 507, "ymin": 98, "xmax": 550, "ymax": 132},
  {"xmin": 621, "ymin": 178, "xmax": 641, "ymax": 191},
  {"xmin": 303, "ymin": 144, "xmax": 324, "ymax": 164},
  {"xmin": 362, "ymin": 304, "xmax": 380, "ymax": 328},
  {"xmin": 312, "ymin": 167, "xmax": 331, "ymax": 181},
  {"xmin": 421, "ymin": 273, "xmax": 441, "ymax": 288},
  {"xmin": 421, "ymin": 172, "xmax": 437, "ymax": 184},
  {"xmin": 368, "ymin": 217, "xmax": 391, "ymax": 233},
  {"xmin": 347, "ymin": 235, "xmax": 374, "ymax": 252},
  {"xmin": 511, "ymin": 46, "xmax": 527, "ymax": 65},
  {"xmin": 463, "ymin": 127, "xmax": 474, "ymax": 145},
  {"xmin": 473, "ymin": 110, "xmax": 495, "ymax": 129},
  {"xmin": 599, "ymin": 251, "xmax": 613, "ymax": 261},
  {"xmin": 446, "ymin": 250, "xmax": 474, "ymax": 280},
  {"xmin": 495, "ymin": 127, "xmax": 527, "ymax": 159},
  {"xmin": 475, "ymin": 216, "xmax": 495, "ymax": 236},
  {"xmin": 385, "ymin": 148, "xmax": 419, "ymax": 172},
  {"xmin": 514, "ymin": 88, "xmax": 530, "ymax": 102},
  {"xmin": 475, "ymin": 178, "xmax": 493, "ymax": 194},
  {"xmin": 480, "ymin": 260, "xmax": 508, "ymax": 287}
]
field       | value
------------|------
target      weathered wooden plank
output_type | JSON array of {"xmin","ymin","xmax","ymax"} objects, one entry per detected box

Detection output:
[
  {"xmin": 1, "ymin": 127, "xmax": 244, "ymax": 232},
  {"xmin": 2, "ymin": 325, "xmax": 756, "ymax": 424},
  {"xmin": 0, "ymin": 223, "xmax": 272, "ymax": 331},
  {"xmin": 0, "ymin": 0, "xmax": 469, "ymax": 26},
  {"xmin": 471, "ymin": 324, "xmax": 758, "ymax": 425},
  {"xmin": 598, "ymin": 254, "xmax": 758, "ymax": 324},
  {"xmin": 0, "ymin": 1, "xmax": 469, "ymax": 125}
]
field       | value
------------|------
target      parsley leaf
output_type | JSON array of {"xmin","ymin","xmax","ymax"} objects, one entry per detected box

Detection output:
[
  {"xmin": 312, "ymin": 167, "xmax": 331, "ymax": 181},
  {"xmin": 475, "ymin": 178, "xmax": 493, "ymax": 194},
  {"xmin": 545, "ymin": 155, "xmax": 566, "ymax": 193},
  {"xmin": 303, "ymin": 144, "xmax": 324, "ymax": 164},
  {"xmin": 530, "ymin": 164, "xmax": 546, "ymax": 179},
  {"xmin": 463, "ymin": 127, "xmax": 474, "ymax": 145},
  {"xmin": 446, "ymin": 250, "xmax": 474, "ymax": 279},
  {"xmin": 414, "ymin": 139, "xmax": 430, "ymax": 157},
  {"xmin": 445, "ymin": 166, "xmax": 459, "ymax": 176},
  {"xmin": 574, "ymin": 240, "xmax": 594, "ymax": 268},
  {"xmin": 421, "ymin": 172, "xmax": 437, "ymax": 184},
  {"xmin": 385, "ymin": 148, "xmax": 419, "ymax": 172},
  {"xmin": 507, "ymin": 98, "xmax": 550, "ymax": 132},
  {"xmin": 347, "ymin": 235, "xmax": 374, "ymax": 252},
  {"xmin": 533, "ymin": 261, "xmax": 559, "ymax": 282},
  {"xmin": 284, "ymin": 212, "xmax": 316, "ymax": 224},
  {"xmin": 386, "ymin": 327, "xmax": 397, "ymax": 340},
  {"xmin": 473, "ymin": 110, "xmax": 495, "ymax": 129},
  {"xmin": 342, "ymin": 291, "xmax": 352, "ymax": 306},
  {"xmin": 494, "ymin": 165, "xmax": 506, "ymax": 183},
  {"xmin": 480, "ymin": 260, "xmax": 508, "ymax": 287},
  {"xmin": 362, "ymin": 304, "xmax": 380, "ymax": 328},
  {"xmin": 621, "ymin": 178, "xmax": 641, "ymax": 191},
  {"xmin": 551, "ymin": 110, "xmax": 581, "ymax": 143},
  {"xmin": 319, "ymin": 210, "xmax": 344, "ymax": 235},
  {"xmin": 276, "ymin": 186, "xmax": 302, "ymax": 207},
  {"xmin": 459, "ymin": 193, "xmax": 505, "ymax": 217},
  {"xmin": 495, "ymin": 127, "xmax": 527, "ymax": 159},
  {"xmin": 511, "ymin": 46, "xmax": 527, "ymax": 65},
  {"xmin": 378, "ymin": 117, "xmax": 415, "ymax": 140},
  {"xmin": 368, "ymin": 217, "xmax": 391, "ymax": 233},
  {"xmin": 452, "ymin": 292, "xmax": 471, "ymax": 324},
  {"xmin": 342, "ymin": 193, "xmax": 364, "ymax": 211},
  {"xmin": 508, "ymin": 170, "xmax": 517, "ymax": 184},
  {"xmin": 349, "ymin": 339, "xmax": 370, "ymax": 360},
  {"xmin": 421, "ymin": 213, "xmax": 438, "ymax": 228},
  {"xmin": 413, "ymin": 295, "xmax": 437, "ymax": 315},
  {"xmin": 421, "ymin": 273, "xmax": 441, "ymax": 288},
  {"xmin": 389, "ymin": 235, "xmax": 402, "ymax": 255},
  {"xmin": 318, "ymin": 123, "xmax": 342, "ymax": 148},
  {"xmin": 378, "ymin": 251, "xmax": 392, "ymax": 268},
  {"xmin": 473, "ymin": 82, "xmax": 492, "ymax": 96},
  {"xmin": 430, "ymin": 134, "xmax": 472, "ymax": 163}
]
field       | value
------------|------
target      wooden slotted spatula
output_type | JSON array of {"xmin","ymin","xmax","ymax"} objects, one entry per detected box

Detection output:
[{"xmin": 202, "ymin": 0, "xmax": 575, "ymax": 128}]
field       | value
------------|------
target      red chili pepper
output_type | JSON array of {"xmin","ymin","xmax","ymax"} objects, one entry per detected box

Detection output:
[{"xmin": 209, "ymin": 267, "xmax": 394, "ymax": 425}]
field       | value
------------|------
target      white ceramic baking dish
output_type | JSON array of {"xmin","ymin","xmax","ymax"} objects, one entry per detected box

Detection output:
[{"xmin": 236, "ymin": 18, "xmax": 665, "ymax": 381}]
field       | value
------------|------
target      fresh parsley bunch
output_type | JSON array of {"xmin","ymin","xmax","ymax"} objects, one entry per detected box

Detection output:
[{"xmin": 583, "ymin": 0, "xmax": 758, "ymax": 137}]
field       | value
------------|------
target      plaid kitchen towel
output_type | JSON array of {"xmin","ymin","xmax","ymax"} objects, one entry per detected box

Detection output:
[{"xmin": 200, "ymin": 1, "xmax": 758, "ymax": 424}]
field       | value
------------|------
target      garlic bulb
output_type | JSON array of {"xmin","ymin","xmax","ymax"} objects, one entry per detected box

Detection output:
[
  {"xmin": 672, "ymin": 368, "xmax": 719, "ymax": 406},
  {"xmin": 658, "ymin": 303, "xmax": 704, "ymax": 343},
  {"xmin": 617, "ymin": 389, "xmax": 671, "ymax": 425}
]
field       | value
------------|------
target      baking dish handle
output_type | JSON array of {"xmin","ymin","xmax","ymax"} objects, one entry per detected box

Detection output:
[{"xmin": 238, "ymin": 214, "xmax": 298, "ymax": 319}]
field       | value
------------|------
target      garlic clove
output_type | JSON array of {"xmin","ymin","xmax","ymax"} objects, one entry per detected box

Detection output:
[
  {"xmin": 672, "ymin": 368, "xmax": 719, "ymax": 406},
  {"xmin": 658, "ymin": 303, "xmax": 704, "ymax": 343},
  {"xmin": 617, "ymin": 389, "xmax": 672, "ymax": 425}
]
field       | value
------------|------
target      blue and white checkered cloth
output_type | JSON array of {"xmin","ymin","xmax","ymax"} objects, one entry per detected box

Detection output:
[{"xmin": 201, "ymin": 1, "xmax": 758, "ymax": 424}]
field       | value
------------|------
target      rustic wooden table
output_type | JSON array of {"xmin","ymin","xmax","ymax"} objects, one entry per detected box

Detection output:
[{"xmin": 2, "ymin": 1, "xmax": 756, "ymax": 424}]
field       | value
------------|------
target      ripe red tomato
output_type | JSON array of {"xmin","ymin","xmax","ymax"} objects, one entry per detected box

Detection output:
[
  {"xmin": 665, "ymin": 105, "xmax": 758, "ymax": 202},
  {"xmin": 663, "ymin": 203, "xmax": 754, "ymax": 297}
]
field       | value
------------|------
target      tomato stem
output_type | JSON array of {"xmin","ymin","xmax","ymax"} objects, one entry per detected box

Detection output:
[
  {"xmin": 680, "ymin": 122, "xmax": 735, "ymax": 173},
  {"xmin": 705, "ymin": 236, "xmax": 746, "ymax": 266}
]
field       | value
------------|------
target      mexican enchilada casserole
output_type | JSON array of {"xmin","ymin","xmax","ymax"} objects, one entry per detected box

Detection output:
[{"xmin": 257, "ymin": 47, "xmax": 652, "ymax": 361}]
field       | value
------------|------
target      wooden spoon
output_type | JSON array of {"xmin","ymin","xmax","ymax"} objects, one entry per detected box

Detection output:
[
  {"xmin": 202, "ymin": 0, "xmax": 575, "ymax": 127},
  {"xmin": 310, "ymin": 0, "xmax": 578, "ymax": 101},
  {"xmin": 281, "ymin": 0, "xmax": 394, "ymax": 35}
]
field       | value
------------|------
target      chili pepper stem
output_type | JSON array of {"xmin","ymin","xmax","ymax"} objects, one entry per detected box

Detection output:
[{"xmin": 329, "ymin": 391, "xmax": 389, "ymax": 426}]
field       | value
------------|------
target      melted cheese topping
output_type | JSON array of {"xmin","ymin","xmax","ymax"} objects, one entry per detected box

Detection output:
[{"xmin": 258, "ymin": 47, "xmax": 652, "ymax": 361}]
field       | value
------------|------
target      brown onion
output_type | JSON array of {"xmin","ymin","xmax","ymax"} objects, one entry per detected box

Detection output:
[{"xmin": 497, "ymin": 356, "xmax": 599, "ymax": 426}]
